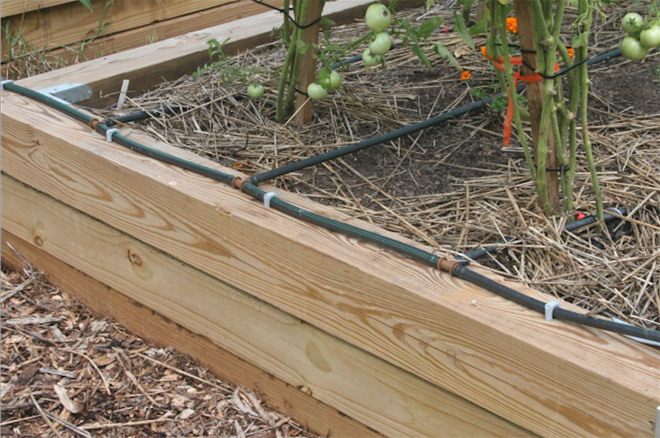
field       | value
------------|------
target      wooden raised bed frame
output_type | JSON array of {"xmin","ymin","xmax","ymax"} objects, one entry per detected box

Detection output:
[{"xmin": 2, "ymin": 2, "xmax": 659, "ymax": 436}]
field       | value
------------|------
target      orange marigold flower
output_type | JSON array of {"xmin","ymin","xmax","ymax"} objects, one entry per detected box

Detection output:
[
  {"xmin": 505, "ymin": 17, "xmax": 518, "ymax": 33},
  {"xmin": 566, "ymin": 47, "xmax": 574, "ymax": 60},
  {"xmin": 459, "ymin": 70, "xmax": 471, "ymax": 81},
  {"xmin": 480, "ymin": 46, "xmax": 488, "ymax": 57}
]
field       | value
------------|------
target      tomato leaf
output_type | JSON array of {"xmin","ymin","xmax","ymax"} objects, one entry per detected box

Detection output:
[
  {"xmin": 78, "ymin": 0, "xmax": 92, "ymax": 11},
  {"xmin": 433, "ymin": 42, "xmax": 462, "ymax": 70},
  {"xmin": 452, "ymin": 10, "xmax": 475, "ymax": 49},
  {"xmin": 412, "ymin": 43, "xmax": 431, "ymax": 68},
  {"xmin": 418, "ymin": 16, "xmax": 443, "ymax": 40}
]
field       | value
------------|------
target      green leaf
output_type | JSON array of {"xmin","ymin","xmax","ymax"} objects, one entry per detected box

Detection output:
[
  {"xmin": 452, "ymin": 10, "xmax": 475, "ymax": 49},
  {"xmin": 418, "ymin": 16, "xmax": 443, "ymax": 40},
  {"xmin": 319, "ymin": 17, "xmax": 336, "ymax": 28},
  {"xmin": 296, "ymin": 40, "xmax": 308, "ymax": 55},
  {"xmin": 412, "ymin": 43, "xmax": 431, "ymax": 68},
  {"xmin": 433, "ymin": 42, "xmax": 462, "ymax": 70},
  {"xmin": 425, "ymin": 0, "xmax": 434, "ymax": 12},
  {"xmin": 571, "ymin": 33, "xmax": 588, "ymax": 49},
  {"xmin": 78, "ymin": 0, "xmax": 92, "ymax": 11}
]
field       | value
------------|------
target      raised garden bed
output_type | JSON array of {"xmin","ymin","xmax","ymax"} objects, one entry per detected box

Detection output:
[{"xmin": 2, "ymin": 1, "xmax": 659, "ymax": 436}]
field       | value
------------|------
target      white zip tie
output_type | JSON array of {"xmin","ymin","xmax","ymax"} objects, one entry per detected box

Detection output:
[
  {"xmin": 544, "ymin": 300, "xmax": 561, "ymax": 321},
  {"xmin": 263, "ymin": 192, "xmax": 277, "ymax": 208},
  {"xmin": 1, "ymin": 79, "xmax": 14, "ymax": 90},
  {"xmin": 106, "ymin": 128, "xmax": 119, "ymax": 142}
]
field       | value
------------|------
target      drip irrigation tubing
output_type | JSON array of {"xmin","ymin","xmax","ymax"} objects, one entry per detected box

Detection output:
[
  {"xmin": 249, "ymin": 47, "xmax": 623, "ymax": 185},
  {"xmin": 3, "ymin": 47, "xmax": 659, "ymax": 343},
  {"xmin": 103, "ymin": 104, "xmax": 191, "ymax": 127},
  {"xmin": 461, "ymin": 207, "xmax": 627, "ymax": 262}
]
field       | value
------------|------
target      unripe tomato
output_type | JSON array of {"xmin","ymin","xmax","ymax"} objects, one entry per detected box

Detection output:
[
  {"xmin": 247, "ymin": 83, "xmax": 264, "ymax": 98},
  {"xmin": 369, "ymin": 32, "xmax": 392, "ymax": 56},
  {"xmin": 362, "ymin": 49, "xmax": 381, "ymax": 68},
  {"xmin": 620, "ymin": 35, "xmax": 649, "ymax": 61},
  {"xmin": 621, "ymin": 12, "xmax": 643, "ymax": 34},
  {"xmin": 365, "ymin": 3, "xmax": 391, "ymax": 32},
  {"xmin": 307, "ymin": 82, "xmax": 327, "ymax": 100},
  {"xmin": 329, "ymin": 70, "xmax": 341, "ymax": 90},
  {"xmin": 640, "ymin": 25, "xmax": 660, "ymax": 48}
]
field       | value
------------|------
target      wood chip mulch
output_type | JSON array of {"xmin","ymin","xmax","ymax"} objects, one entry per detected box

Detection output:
[{"xmin": 1, "ymin": 257, "xmax": 318, "ymax": 438}]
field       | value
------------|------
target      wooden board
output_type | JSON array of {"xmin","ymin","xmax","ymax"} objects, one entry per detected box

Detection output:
[
  {"xmin": 0, "ymin": 231, "xmax": 380, "ymax": 438},
  {"xmin": 1, "ymin": 0, "xmax": 76, "ymax": 18},
  {"xmin": 13, "ymin": 0, "xmax": 397, "ymax": 105},
  {"xmin": 1, "ymin": 0, "xmax": 237, "ymax": 60},
  {"xmin": 1, "ymin": 174, "xmax": 533, "ymax": 437},
  {"xmin": 2, "ymin": 88, "xmax": 658, "ymax": 436},
  {"xmin": 33, "ymin": 0, "xmax": 283, "ymax": 65}
]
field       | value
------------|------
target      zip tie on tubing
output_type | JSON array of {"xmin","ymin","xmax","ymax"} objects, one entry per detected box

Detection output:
[
  {"xmin": 4, "ymin": 80, "xmax": 659, "ymax": 343},
  {"xmin": 249, "ymin": 48, "xmax": 623, "ymax": 186}
]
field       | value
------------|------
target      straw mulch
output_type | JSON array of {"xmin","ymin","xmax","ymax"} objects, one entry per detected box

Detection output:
[
  {"xmin": 1, "ymin": 257, "xmax": 318, "ymax": 437},
  {"xmin": 107, "ymin": 2, "xmax": 659, "ymax": 332}
]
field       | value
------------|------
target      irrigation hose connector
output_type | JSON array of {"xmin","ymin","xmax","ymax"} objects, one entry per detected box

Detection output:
[
  {"xmin": 263, "ymin": 192, "xmax": 278, "ymax": 208},
  {"xmin": 544, "ymin": 300, "xmax": 561, "ymax": 321},
  {"xmin": 88, "ymin": 118, "xmax": 101, "ymax": 131},
  {"xmin": 230, "ymin": 176, "xmax": 248, "ymax": 192},
  {"xmin": 436, "ymin": 257, "xmax": 459, "ymax": 275},
  {"xmin": 106, "ymin": 128, "xmax": 119, "ymax": 142}
]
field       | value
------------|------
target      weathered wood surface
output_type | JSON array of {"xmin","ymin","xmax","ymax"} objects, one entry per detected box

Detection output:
[
  {"xmin": 1, "ymin": 0, "xmax": 76, "ymax": 17},
  {"xmin": 0, "ymin": 231, "xmax": 380, "ymax": 438},
  {"xmin": 33, "ymin": 0, "xmax": 282, "ymax": 65},
  {"xmin": 1, "ymin": 0, "xmax": 237, "ymax": 60},
  {"xmin": 1, "ymin": 175, "xmax": 533, "ymax": 437},
  {"xmin": 2, "ymin": 88, "xmax": 658, "ymax": 436},
  {"xmin": 13, "ymin": 0, "xmax": 402, "ymax": 105}
]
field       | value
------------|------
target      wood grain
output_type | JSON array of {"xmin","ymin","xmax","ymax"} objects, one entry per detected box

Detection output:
[
  {"xmin": 1, "ymin": 0, "xmax": 75, "ymax": 18},
  {"xmin": 27, "ymin": 0, "xmax": 283, "ymax": 66},
  {"xmin": 0, "ymin": 231, "xmax": 380, "ymax": 438},
  {"xmin": 2, "ymin": 90, "xmax": 658, "ymax": 436},
  {"xmin": 13, "ymin": 0, "xmax": 399, "ymax": 106},
  {"xmin": 1, "ymin": 174, "xmax": 533, "ymax": 437},
  {"xmin": 1, "ymin": 0, "xmax": 237, "ymax": 60}
]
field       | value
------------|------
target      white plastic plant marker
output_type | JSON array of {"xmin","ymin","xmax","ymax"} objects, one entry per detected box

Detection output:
[{"xmin": 116, "ymin": 79, "xmax": 130, "ymax": 110}]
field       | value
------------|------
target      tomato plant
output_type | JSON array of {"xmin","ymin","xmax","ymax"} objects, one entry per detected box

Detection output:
[{"xmin": 640, "ymin": 25, "xmax": 660, "ymax": 48}]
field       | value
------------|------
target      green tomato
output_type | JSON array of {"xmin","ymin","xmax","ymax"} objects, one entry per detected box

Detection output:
[
  {"xmin": 329, "ymin": 70, "xmax": 341, "ymax": 90},
  {"xmin": 247, "ymin": 83, "xmax": 264, "ymax": 98},
  {"xmin": 365, "ymin": 3, "xmax": 391, "ymax": 32},
  {"xmin": 369, "ymin": 32, "xmax": 392, "ymax": 56},
  {"xmin": 362, "ymin": 49, "xmax": 381, "ymax": 68},
  {"xmin": 621, "ymin": 12, "xmax": 643, "ymax": 34},
  {"xmin": 307, "ymin": 82, "xmax": 327, "ymax": 100},
  {"xmin": 640, "ymin": 25, "xmax": 660, "ymax": 48},
  {"xmin": 620, "ymin": 35, "xmax": 649, "ymax": 61}
]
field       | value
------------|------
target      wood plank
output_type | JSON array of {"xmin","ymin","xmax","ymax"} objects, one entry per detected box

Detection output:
[
  {"xmin": 1, "ymin": 175, "xmax": 533, "ymax": 437},
  {"xmin": 0, "ymin": 231, "xmax": 379, "ymax": 438},
  {"xmin": 34, "ymin": 0, "xmax": 284, "ymax": 65},
  {"xmin": 14, "ymin": 0, "xmax": 401, "ymax": 105},
  {"xmin": 2, "ymin": 89, "xmax": 658, "ymax": 437},
  {"xmin": 1, "ymin": 0, "xmax": 76, "ymax": 18},
  {"xmin": 1, "ymin": 0, "xmax": 237, "ymax": 60}
]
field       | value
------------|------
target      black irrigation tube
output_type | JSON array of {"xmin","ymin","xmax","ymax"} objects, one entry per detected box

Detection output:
[
  {"xmin": 461, "ymin": 207, "xmax": 627, "ymax": 262},
  {"xmin": 3, "ymin": 46, "xmax": 659, "ymax": 343},
  {"xmin": 103, "ymin": 104, "xmax": 192, "ymax": 127},
  {"xmin": 249, "ymin": 48, "xmax": 623, "ymax": 185}
]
